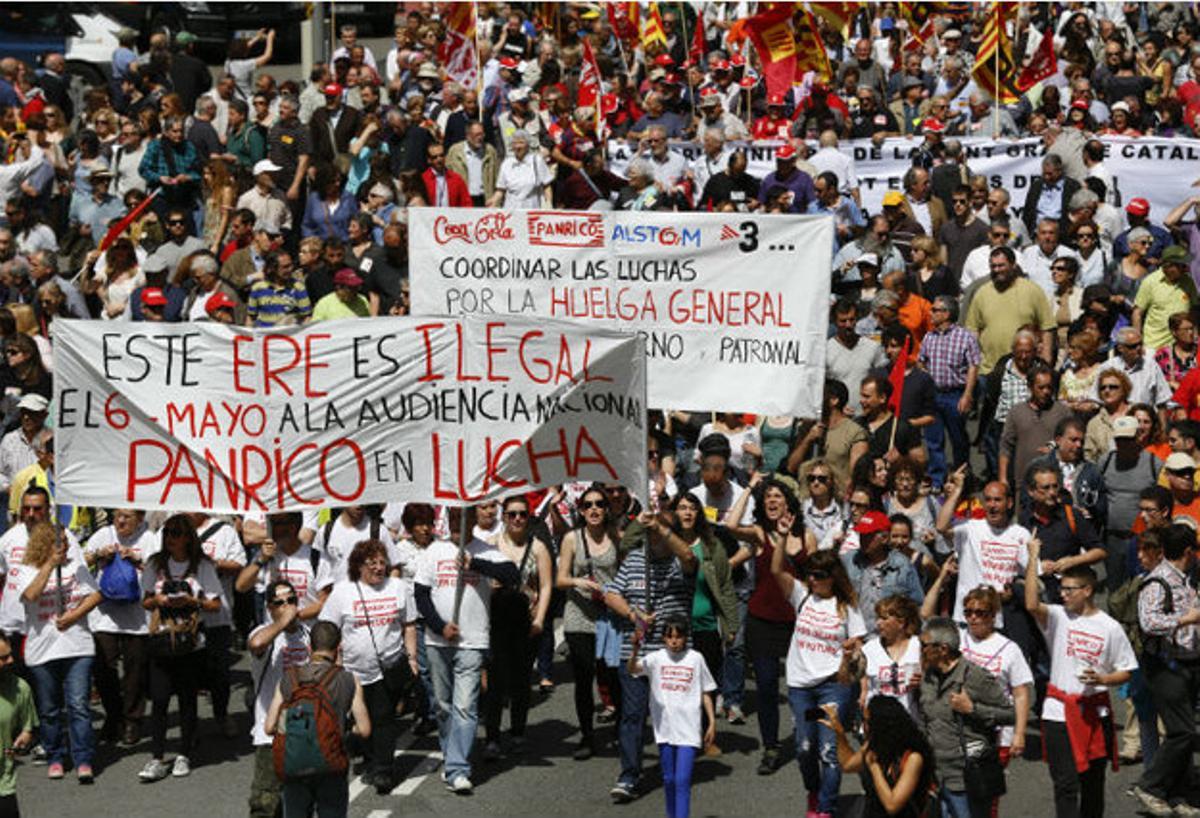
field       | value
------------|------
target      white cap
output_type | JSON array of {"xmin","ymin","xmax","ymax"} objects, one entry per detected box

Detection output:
[
  {"xmin": 253, "ymin": 159, "xmax": 283, "ymax": 176},
  {"xmin": 17, "ymin": 394, "xmax": 48, "ymax": 413},
  {"xmin": 857, "ymin": 252, "xmax": 880, "ymax": 267}
]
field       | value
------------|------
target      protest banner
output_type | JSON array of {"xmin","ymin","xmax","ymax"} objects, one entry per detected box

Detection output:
[
  {"xmin": 607, "ymin": 136, "xmax": 1200, "ymax": 218},
  {"xmin": 408, "ymin": 209, "xmax": 834, "ymax": 418},
  {"xmin": 51, "ymin": 316, "xmax": 647, "ymax": 513}
]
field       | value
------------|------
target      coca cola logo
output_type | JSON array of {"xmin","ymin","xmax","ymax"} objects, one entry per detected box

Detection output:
[{"xmin": 432, "ymin": 212, "xmax": 515, "ymax": 245}]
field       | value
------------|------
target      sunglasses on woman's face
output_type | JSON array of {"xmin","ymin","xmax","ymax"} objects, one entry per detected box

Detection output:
[
  {"xmin": 807, "ymin": 570, "xmax": 832, "ymax": 581},
  {"xmin": 270, "ymin": 596, "xmax": 299, "ymax": 608},
  {"xmin": 580, "ymin": 500, "xmax": 605, "ymax": 511},
  {"xmin": 505, "ymin": 510, "xmax": 529, "ymax": 520}
]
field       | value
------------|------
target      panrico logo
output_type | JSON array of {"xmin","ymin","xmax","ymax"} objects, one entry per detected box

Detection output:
[
  {"xmin": 432, "ymin": 212, "xmax": 514, "ymax": 245},
  {"xmin": 527, "ymin": 211, "xmax": 605, "ymax": 247}
]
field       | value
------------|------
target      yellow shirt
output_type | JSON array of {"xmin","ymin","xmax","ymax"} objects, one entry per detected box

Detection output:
[
  {"xmin": 964, "ymin": 278, "xmax": 1055, "ymax": 374},
  {"xmin": 1134, "ymin": 268, "xmax": 1195, "ymax": 351}
]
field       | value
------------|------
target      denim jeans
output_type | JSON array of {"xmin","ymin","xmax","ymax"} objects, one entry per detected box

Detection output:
[
  {"xmin": 415, "ymin": 624, "xmax": 436, "ymax": 719},
  {"xmin": 788, "ymin": 680, "xmax": 854, "ymax": 813},
  {"xmin": 926, "ymin": 388, "xmax": 970, "ymax": 489},
  {"xmin": 617, "ymin": 663, "xmax": 650, "ymax": 788},
  {"xmin": 29, "ymin": 656, "xmax": 95, "ymax": 767},
  {"xmin": 721, "ymin": 598, "xmax": 748, "ymax": 709},
  {"xmin": 940, "ymin": 788, "xmax": 991, "ymax": 818},
  {"xmin": 281, "ymin": 773, "xmax": 349, "ymax": 818},
  {"xmin": 427, "ymin": 645, "xmax": 485, "ymax": 782}
]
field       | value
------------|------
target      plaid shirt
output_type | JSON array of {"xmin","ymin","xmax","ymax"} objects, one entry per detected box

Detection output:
[{"xmin": 917, "ymin": 323, "xmax": 981, "ymax": 390}]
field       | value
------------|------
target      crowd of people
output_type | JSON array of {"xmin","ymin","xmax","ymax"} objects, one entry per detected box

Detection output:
[{"xmin": 2, "ymin": 2, "xmax": 1200, "ymax": 818}]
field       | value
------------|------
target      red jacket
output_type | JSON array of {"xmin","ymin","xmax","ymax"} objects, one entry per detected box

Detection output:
[{"xmin": 422, "ymin": 167, "xmax": 473, "ymax": 207}]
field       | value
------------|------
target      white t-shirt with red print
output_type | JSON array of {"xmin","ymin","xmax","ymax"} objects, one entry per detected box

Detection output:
[
  {"xmin": 862, "ymin": 635, "xmax": 922, "ymax": 715},
  {"xmin": 638, "ymin": 647, "xmax": 717, "ymax": 748},
  {"xmin": 0, "ymin": 524, "xmax": 83, "ymax": 634},
  {"xmin": 785, "ymin": 584, "xmax": 867, "ymax": 688},
  {"xmin": 962, "ymin": 630, "xmax": 1033, "ymax": 747},
  {"xmin": 951, "ymin": 519, "xmax": 1030, "ymax": 628},
  {"xmin": 1039, "ymin": 604, "xmax": 1137, "ymax": 723},
  {"xmin": 414, "ymin": 537, "xmax": 512, "ymax": 651},
  {"xmin": 318, "ymin": 576, "xmax": 416, "ymax": 685},
  {"xmin": 14, "ymin": 555, "xmax": 99, "ymax": 666},
  {"xmin": 249, "ymin": 623, "xmax": 311, "ymax": 746}
]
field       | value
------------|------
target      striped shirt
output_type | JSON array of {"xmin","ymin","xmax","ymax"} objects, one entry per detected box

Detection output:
[
  {"xmin": 246, "ymin": 280, "xmax": 312, "ymax": 328},
  {"xmin": 1139, "ymin": 559, "xmax": 1200, "ymax": 659},
  {"xmin": 607, "ymin": 539, "xmax": 695, "ymax": 660},
  {"xmin": 918, "ymin": 323, "xmax": 982, "ymax": 390}
]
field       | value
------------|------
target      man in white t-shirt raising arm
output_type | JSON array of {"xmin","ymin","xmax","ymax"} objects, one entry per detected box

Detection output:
[
  {"xmin": 936, "ymin": 465, "xmax": 1030, "ymax": 631},
  {"xmin": 246, "ymin": 579, "xmax": 310, "ymax": 818},
  {"xmin": 1025, "ymin": 536, "xmax": 1136, "ymax": 818},
  {"xmin": 235, "ymin": 512, "xmax": 331, "ymax": 624}
]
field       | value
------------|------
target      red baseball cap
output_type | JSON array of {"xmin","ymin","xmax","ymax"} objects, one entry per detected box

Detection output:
[
  {"xmin": 730, "ymin": 53, "xmax": 746, "ymax": 67},
  {"xmin": 653, "ymin": 53, "xmax": 674, "ymax": 67},
  {"xmin": 334, "ymin": 267, "xmax": 364, "ymax": 288},
  {"xmin": 321, "ymin": 82, "xmax": 343, "ymax": 97},
  {"xmin": 776, "ymin": 143, "xmax": 797, "ymax": 160},
  {"xmin": 767, "ymin": 93, "xmax": 786, "ymax": 107},
  {"xmin": 853, "ymin": 510, "xmax": 891, "ymax": 536},
  {"xmin": 713, "ymin": 59, "xmax": 731, "ymax": 72},
  {"xmin": 1126, "ymin": 197, "xmax": 1150, "ymax": 216},
  {"xmin": 140, "ymin": 287, "xmax": 168, "ymax": 307},
  {"xmin": 499, "ymin": 56, "xmax": 520, "ymax": 69},
  {"xmin": 921, "ymin": 117, "xmax": 946, "ymax": 133},
  {"xmin": 738, "ymin": 76, "xmax": 756, "ymax": 88},
  {"xmin": 1070, "ymin": 98, "xmax": 1090, "ymax": 111},
  {"xmin": 205, "ymin": 292, "xmax": 236, "ymax": 313}
]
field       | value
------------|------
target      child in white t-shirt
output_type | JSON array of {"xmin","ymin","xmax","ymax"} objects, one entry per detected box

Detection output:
[{"xmin": 628, "ymin": 616, "xmax": 716, "ymax": 818}]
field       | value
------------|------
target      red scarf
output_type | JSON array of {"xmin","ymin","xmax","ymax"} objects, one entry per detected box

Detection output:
[{"xmin": 1045, "ymin": 684, "xmax": 1118, "ymax": 773}]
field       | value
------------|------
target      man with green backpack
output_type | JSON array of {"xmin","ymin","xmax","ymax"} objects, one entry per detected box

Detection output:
[{"xmin": 265, "ymin": 620, "xmax": 369, "ymax": 818}]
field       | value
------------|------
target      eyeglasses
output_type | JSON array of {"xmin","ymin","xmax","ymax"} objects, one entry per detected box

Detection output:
[
  {"xmin": 807, "ymin": 570, "xmax": 831, "ymax": 580},
  {"xmin": 1060, "ymin": 585, "xmax": 1087, "ymax": 594},
  {"xmin": 580, "ymin": 500, "xmax": 606, "ymax": 510},
  {"xmin": 1076, "ymin": 232, "xmax": 1095, "ymax": 239},
  {"xmin": 505, "ymin": 510, "xmax": 529, "ymax": 520},
  {"xmin": 1169, "ymin": 468, "xmax": 1196, "ymax": 477},
  {"xmin": 269, "ymin": 596, "xmax": 299, "ymax": 607},
  {"xmin": 1139, "ymin": 505, "xmax": 1165, "ymax": 514},
  {"xmin": 1035, "ymin": 483, "xmax": 1059, "ymax": 492},
  {"xmin": 807, "ymin": 474, "xmax": 830, "ymax": 483},
  {"xmin": 167, "ymin": 219, "xmax": 187, "ymax": 226},
  {"xmin": 4, "ymin": 349, "xmax": 21, "ymax": 357},
  {"xmin": 952, "ymin": 199, "xmax": 968, "ymax": 206},
  {"xmin": 164, "ymin": 527, "xmax": 188, "ymax": 538},
  {"xmin": 20, "ymin": 504, "xmax": 46, "ymax": 513},
  {"xmin": 963, "ymin": 608, "xmax": 993, "ymax": 618},
  {"xmin": 849, "ymin": 500, "xmax": 869, "ymax": 509},
  {"xmin": 1098, "ymin": 384, "xmax": 1122, "ymax": 392}
]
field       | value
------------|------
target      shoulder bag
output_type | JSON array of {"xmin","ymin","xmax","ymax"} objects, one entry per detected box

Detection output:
[{"xmin": 355, "ymin": 581, "xmax": 413, "ymax": 701}]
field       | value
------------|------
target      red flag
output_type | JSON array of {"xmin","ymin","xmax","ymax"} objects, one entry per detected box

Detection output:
[
  {"xmin": 578, "ymin": 37, "xmax": 602, "ymax": 109},
  {"xmin": 1017, "ymin": 27, "xmax": 1057, "ymax": 91},
  {"xmin": 742, "ymin": 3, "xmax": 798, "ymax": 99},
  {"xmin": 903, "ymin": 18, "xmax": 937, "ymax": 53},
  {"xmin": 607, "ymin": 2, "xmax": 639, "ymax": 42},
  {"xmin": 887, "ymin": 337, "xmax": 910, "ymax": 416},
  {"xmin": 98, "ymin": 188, "xmax": 159, "ymax": 253},
  {"xmin": 689, "ymin": 14, "xmax": 706, "ymax": 64},
  {"xmin": 440, "ymin": 2, "xmax": 479, "ymax": 90}
]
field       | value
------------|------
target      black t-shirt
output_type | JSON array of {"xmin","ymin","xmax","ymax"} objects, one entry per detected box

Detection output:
[
  {"xmin": 355, "ymin": 245, "xmax": 407, "ymax": 302},
  {"xmin": 869, "ymin": 367, "xmax": 937, "ymax": 425},
  {"xmin": 849, "ymin": 107, "xmax": 898, "ymax": 140},
  {"xmin": 857, "ymin": 414, "xmax": 922, "ymax": 459},
  {"xmin": 302, "ymin": 264, "xmax": 336, "ymax": 307},
  {"xmin": 937, "ymin": 218, "xmax": 990, "ymax": 278},
  {"xmin": 700, "ymin": 171, "xmax": 761, "ymax": 211}
]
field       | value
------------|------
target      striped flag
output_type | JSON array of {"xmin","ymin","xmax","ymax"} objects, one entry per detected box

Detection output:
[
  {"xmin": 742, "ymin": 3, "xmax": 799, "ymax": 98},
  {"xmin": 810, "ymin": 2, "xmax": 860, "ymax": 37},
  {"xmin": 903, "ymin": 17, "xmax": 937, "ymax": 53},
  {"xmin": 972, "ymin": 2, "xmax": 1020, "ymax": 104},
  {"xmin": 795, "ymin": 8, "xmax": 834, "ymax": 83},
  {"xmin": 641, "ymin": 2, "xmax": 668, "ymax": 49}
]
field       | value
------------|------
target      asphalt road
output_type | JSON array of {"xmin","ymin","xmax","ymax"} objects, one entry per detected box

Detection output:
[{"xmin": 15, "ymin": 638, "xmax": 1158, "ymax": 818}]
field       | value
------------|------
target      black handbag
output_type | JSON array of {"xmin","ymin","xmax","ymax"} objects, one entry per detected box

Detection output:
[
  {"xmin": 356, "ymin": 582, "xmax": 414, "ymax": 701},
  {"xmin": 956, "ymin": 710, "xmax": 1006, "ymax": 802}
]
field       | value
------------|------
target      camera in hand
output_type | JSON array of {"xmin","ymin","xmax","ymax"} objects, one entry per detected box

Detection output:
[{"xmin": 162, "ymin": 579, "xmax": 190, "ymax": 597}]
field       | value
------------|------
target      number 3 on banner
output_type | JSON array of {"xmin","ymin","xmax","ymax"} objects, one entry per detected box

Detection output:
[
  {"xmin": 738, "ymin": 221, "xmax": 758, "ymax": 253},
  {"xmin": 104, "ymin": 392, "xmax": 130, "ymax": 430}
]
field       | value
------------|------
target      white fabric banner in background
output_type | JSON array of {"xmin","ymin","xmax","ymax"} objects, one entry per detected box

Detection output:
[
  {"xmin": 52, "ymin": 317, "xmax": 647, "ymax": 512},
  {"xmin": 607, "ymin": 136, "xmax": 1200, "ymax": 218},
  {"xmin": 408, "ymin": 209, "xmax": 834, "ymax": 417}
]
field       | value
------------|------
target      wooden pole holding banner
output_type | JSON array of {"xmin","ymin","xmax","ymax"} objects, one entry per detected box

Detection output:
[
  {"xmin": 452, "ymin": 506, "xmax": 468, "ymax": 624},
  {"xmin": 993, "ymin": 4, "xmax": 1001, "ymax": 139}
]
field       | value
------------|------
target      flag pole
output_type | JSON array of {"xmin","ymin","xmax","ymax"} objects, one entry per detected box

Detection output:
[{"xmin": 993, "ymin": 4, "xmax": 1001, "ymax": 138}]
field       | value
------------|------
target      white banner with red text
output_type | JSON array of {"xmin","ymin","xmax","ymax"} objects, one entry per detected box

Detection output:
[
  {"xmin": 408, "ymin": 208, "xmax": 834, "ymax": 417},
  {"xmin": 606, "ymin": 136, "xmax": 1200, "ymax": 218},
  {"xmin": 51, "ymin": 317, "xmax": 648, "ymax": 512}
]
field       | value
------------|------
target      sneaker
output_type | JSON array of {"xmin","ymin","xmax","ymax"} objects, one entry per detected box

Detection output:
[
  {"xmin": 757, "ymin": 746, "xmax": 780, "ymax": 776},
  {"xmin": 483, "ymin": 740, "xmax": 502, "ymax": 761},
  {"xmin": 77, "ymin": 764, "xmax": 94, "ymax": 784},
  {"xmin": 807, "ymin": 792, "xmax": 818, "ymax": 813},
  {"xmin": 609, "ymin": 781, "xmax": 635, "ymax": 804},
  {"xmin": 448, "ymin": 775, "xmax": 473, "ymax": 794},
  {"xmin": 726, "ymin": 705, "xmax": 746, "ymax": 725},
  {"xmin": 221, "ymin": 715, "xmax": 238, "ymax": 739},
  {"xmin": 171, "ymin": 755, "xmax": 191, "ymax": 778},
  {"xmin": 573, "ymin": 739, "xmax": 595, "ymax": 761},
  {"xmin": 414, "ymin": 717, "xmax": 438, "ymax": 737},
  {"xmin": 121, "ymin": 722, "xmax": 140, "ymax": 747},
  {"xmin": 1130, "ymin": 786, "xmax": 1174, "ymax": 817},
  {"xmin": 1174, "ymin": 804, "xmax": 1200, "ymax": 817},
  {"xmin": 47, "ymin": 762, "xmax": 64, "ymax": 780},
  {"xmin": 703, "ymin": 741, "xmax": 722, "ymax": 758},
  {"xmin": 372, "ymin": 771, "xmax": 398, "ymax": 795},
  {"xmin": 30, "ymin": 744, "xmax": 47, "ymax": 766},
  {"xmin": 597, "ymin": 706, "xmax": 617, "ymax": 724},
  {"xmin": 138, "ymin": 759, "xmax": 171, "ymax": 783}
]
